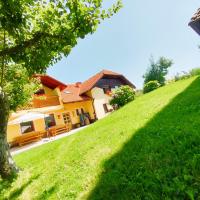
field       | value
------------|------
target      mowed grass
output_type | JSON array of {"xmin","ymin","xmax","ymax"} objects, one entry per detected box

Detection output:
[{"xmin": 1, "ymin": 77, "xmax": 200, "ymax": 199}]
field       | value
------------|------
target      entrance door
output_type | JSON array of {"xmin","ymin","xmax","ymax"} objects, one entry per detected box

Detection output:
[{"xmin": 62, "ymin": 113, "xmax": 72, "ymax": 130}]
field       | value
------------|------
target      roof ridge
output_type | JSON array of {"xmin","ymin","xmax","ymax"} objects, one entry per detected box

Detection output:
[{"xmin": 79, "ymin": 69, "xmax": 128, "ymax": 95}]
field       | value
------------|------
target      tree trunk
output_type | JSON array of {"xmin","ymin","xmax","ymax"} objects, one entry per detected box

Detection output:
[{"xmin": 0, "ymin": 92, "xmax": 18, "ymax": 179}]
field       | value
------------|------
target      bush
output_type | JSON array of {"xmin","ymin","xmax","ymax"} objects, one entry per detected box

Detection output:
[
  {"xmin": 174, "ymin": 72, "xmax": 191, "ymax": 82},
  {"xmin": 190, "ymin": 68, "xmax": 200, "ymax": 76},
  {"xmin": 143, "ymin": 80, "xmax": 160, "ymax": 93},
  {"xmin": 110, "ymin": 85, "xmax": 135, "ymax": 108}
]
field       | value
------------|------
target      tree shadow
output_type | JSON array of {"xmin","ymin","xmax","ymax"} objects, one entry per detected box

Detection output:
[
  {"xmin": 36, "ymin": 185, "xmax": 58, "ymax": 200},
  {"xmin": 0, "ymin": 173, "xmax": 18, "ymax": 199},
  {"xmin": 88, "ymin": 77, "xmax": 200, "ymax": 200},
  {"xmin": 0, "ymin": 174, "xmax": 40, "ymax": 200}
]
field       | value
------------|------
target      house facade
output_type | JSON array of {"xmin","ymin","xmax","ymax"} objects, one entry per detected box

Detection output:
[
  {"xmin": 61, "ymin": 83, "xmax": 95, "ymax": 126},
  {"xmin": 7, "ymin": 75, "xmax": 96, "ymax": 144},
  {"xmin": 80, "ymin": 70, "xmax": 135, "ymax": 119},
  {"xmin": 7, "ymin": 70, "xmax": 135, "ymax": 145}
]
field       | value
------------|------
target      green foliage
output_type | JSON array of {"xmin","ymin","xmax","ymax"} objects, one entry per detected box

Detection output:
[
  {"xmin": 4, "ymin": 64, "xmax": 40, "ymax": 111},
  {"xmin": 190, "ymin": 68, "xmax": 200, "ymax": 76},
  {"xmin": 1, "ymin": 77, "xmax": 200, "ymax": 199},
  {"xmin": 143, "ymin": 80, "xmax": 160, "ymax": 93},
  {"xmin": 0, "ymin": 0, "xmax": 122, "ymax": 74},
  {"xmin": 167, "ymin": 68, "xmax": 200, "ymax": 84},
  {"xmin": 0, "ymin": 0, "xmax": 122, "ymax": 178},
  {"xmin": 174, "ymin": 72, "xmax": 191, "ymax": 82},
  {"xmin": 0, "ymin": 0, "xmax": 122, "ymax": 110},
  {"xmin": 110, "ymin": 85, "xmax": 135, "ymax": 108},
  {"xmin": 143, "ymin": 56, "xmax": 173, "ymax": 86}
]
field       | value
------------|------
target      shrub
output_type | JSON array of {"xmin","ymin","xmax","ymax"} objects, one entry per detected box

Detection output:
[
  {"xmin": 110, "ymin": 85, "xmax": 135, "ymax": 108},
  {"xmin": 174, "ymin": 72, "xmax": 191, "ymax": 82},
  {"xmin": 190, "ymin": 68, "xmax": 200, "ymax": 76},
  {"xmin": 143, "ymin": 80, "xmax": 160, "ymax": 93}
]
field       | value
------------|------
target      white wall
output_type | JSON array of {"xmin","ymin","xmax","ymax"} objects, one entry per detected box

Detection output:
[{"xmin": 91, "ymin": 87, "xmax": 113, "ymax": 119}]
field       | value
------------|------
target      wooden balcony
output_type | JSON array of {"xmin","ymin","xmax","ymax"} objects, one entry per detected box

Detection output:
[{"xmin": 32, "ymin": 95, "xmax": 61, "ymax": 108}]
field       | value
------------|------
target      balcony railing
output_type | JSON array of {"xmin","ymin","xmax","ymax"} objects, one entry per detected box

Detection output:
[{"xmin": 32, "ymin": 95, "xmax": 60, "ymax": 108}]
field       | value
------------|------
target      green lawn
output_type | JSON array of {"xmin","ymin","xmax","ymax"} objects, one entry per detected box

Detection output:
[{"xmin": 1, "ymin": 77, "xmax": 200, "ymax": 199}]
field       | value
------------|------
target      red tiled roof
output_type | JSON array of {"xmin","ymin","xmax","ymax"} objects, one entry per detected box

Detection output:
[
  {"xmin": 79, "ymin": 69, "xmax": 135, "ymax": 95},
  {"xmin": 61, "ymin": 84, "xmax": 91, "ymax": 103},
  {"xmin": 34, "ymin": 74, "xmax": 67, "ymax": 90},
  {"xmin": 35, "ymin": 70, "xmax": 135, "ymax": 103}
]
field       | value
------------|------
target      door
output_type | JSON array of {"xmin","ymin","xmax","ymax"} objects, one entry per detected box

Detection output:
[{"xmin": 62, "ymin": 113, "xmax": 72, "ymax": 130}]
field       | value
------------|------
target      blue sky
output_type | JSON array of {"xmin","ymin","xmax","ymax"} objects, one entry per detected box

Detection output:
[{"xmin": 47, "ymin": 0, "xmax": 200, "ymax": 89}]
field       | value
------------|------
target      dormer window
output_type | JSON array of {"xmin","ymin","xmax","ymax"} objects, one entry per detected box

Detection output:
[{"xmin": 64, "ymin": 91, "xmax": 71, "ymax": 94}]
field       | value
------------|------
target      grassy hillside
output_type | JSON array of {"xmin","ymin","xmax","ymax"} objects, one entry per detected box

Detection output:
[{"xmin": 1, "ymin": 77, "xmax": 200, "ymax": 199}]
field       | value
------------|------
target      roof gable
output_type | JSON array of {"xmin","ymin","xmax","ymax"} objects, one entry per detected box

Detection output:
[
  {"xmin": 79, "ymin": 69, "xmax": 135, "ymax": 95},
  {"xmin": 34, "ymin": 74, "xmax": 67, "ymax": 90}
]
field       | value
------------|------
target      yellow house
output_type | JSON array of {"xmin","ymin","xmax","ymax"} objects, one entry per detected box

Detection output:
[
  {"xmin": 7, "ymin": 75, "xmax": 95, "ymax": 145},
  {"xmin": 7, "ymin": 70, "xmax": 135, "ymax": 146},
  {"xmin": 61, "ymin": 83, "xmax": 95, "ymax": 127}
]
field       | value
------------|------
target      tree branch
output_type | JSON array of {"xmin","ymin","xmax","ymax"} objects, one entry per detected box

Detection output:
[{"xmin": 0, "ymin": 31, "xmax": 74, "ymax": 58}]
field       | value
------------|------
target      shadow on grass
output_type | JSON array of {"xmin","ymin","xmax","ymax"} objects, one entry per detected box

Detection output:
[
  {"xmin": 9, "ymin": 174, "xmax": 40, "ymax": 199},
  {"xmin": 88, "ymin": 77, "xmax": 200, "ymax": 200},
  {"xmin": 36, "ymin": 185, "xmax": 58, "ymax": 200},
  {"xmin": 0, "ymin": 172, "xmax": 19, "ymax": 199},
  {"xmin": 0, "ymin": 174, "xmax": 40, "ymax": 200}
]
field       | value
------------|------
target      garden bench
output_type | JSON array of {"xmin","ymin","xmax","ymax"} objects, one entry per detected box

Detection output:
[
  {"xmin": 48, "ymin": 124, "xmax": 70, "ymax": 137},
  {"xmin": 15, "ymin": 131, "xmax": 43, "ymax": 146}
]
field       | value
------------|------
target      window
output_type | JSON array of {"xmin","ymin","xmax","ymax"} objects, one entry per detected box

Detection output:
[
  {"xmin": 103, "ymin": 104, "xmax": 109, "ymax": 113},
  {"xmin": 103, "ymin": 85, "xmax": 111, "ymax": 94},
  {"xmin": 81, "ymin": 108, "xmax": 84, "ymax": 114},
  {"xmin": 63, "ymin": 113, "xmax": 71, "ymax": 124},
  {"xmin": 20, "ymin": 121, "xmax": 34, "ymax": 134},
  {"xmin": 45, "ymin": 114, "xmax": 56, "ymax": 128},
  {"xmin": 76, "ymin": 108, "xmax": 85, "ymax": 116},
  {"xmin": 76, "ymin": 109, "xmax": 80, "ymax": 116}
]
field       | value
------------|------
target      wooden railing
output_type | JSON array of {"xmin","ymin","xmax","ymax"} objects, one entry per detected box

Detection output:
[{"xmin": 32, "ymin": 95, "xmax": 60, "ymax": 108}]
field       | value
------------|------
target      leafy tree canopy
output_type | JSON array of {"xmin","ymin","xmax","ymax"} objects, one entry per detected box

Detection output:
[
  {"xmin": 143, "ymin": 57, "xmax": 173, "ymax": 86},
  {"xmin": 0, "ymin": 0, "xmax": 122, "ymax": 178},
  {"xmin": 0, "ymin": 0, "xmax": 122, "ymax": 74}
]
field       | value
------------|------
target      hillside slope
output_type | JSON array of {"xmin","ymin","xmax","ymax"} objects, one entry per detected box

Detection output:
[{"xmin": 1, "ymin": 77, "xmax": 200, "ymax": 199}]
